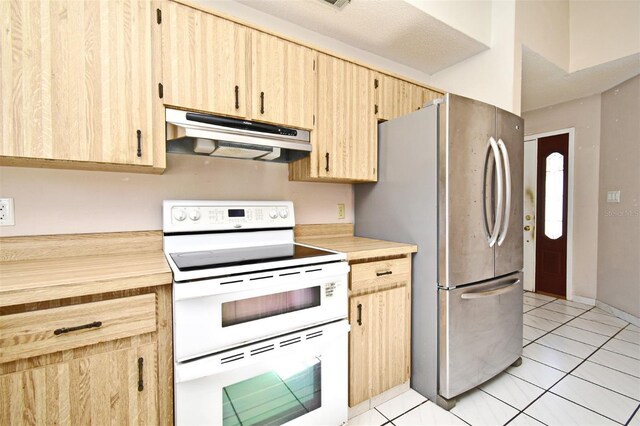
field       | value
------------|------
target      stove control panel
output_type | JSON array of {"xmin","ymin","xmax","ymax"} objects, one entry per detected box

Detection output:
[{"xmin": 163, "ymin": 201, "xmax": 295, "ymax": 232}]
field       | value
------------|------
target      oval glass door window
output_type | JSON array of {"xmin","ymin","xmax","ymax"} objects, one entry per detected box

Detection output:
[{"xmin": 544, "ymin": 152, "xmax": 564, "ymax": 239}]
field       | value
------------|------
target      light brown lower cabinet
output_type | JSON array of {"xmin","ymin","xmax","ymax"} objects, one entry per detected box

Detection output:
[
  {"xmin": 0, "ymin": 285, "xmax": 173, "ymax": 425},
  {"xmin": 0, "ymin": 343, "xmax": 158, "ymax": 424},
  {"xmin": 348, "ymin": 256, "xmax": 412, "ymax": 407}
]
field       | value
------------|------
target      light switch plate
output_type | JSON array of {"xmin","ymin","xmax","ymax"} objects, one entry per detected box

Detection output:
[
  {"xmin": 0, "ymin": 198, "xmax": 15, "ymax": 226},
  {"xmin": 337, "ymin": 203, "xmax": 345, "ymax": 219},
  {"xmin": 607, "ymin": 191, "xmax": 621, "ymax": 203}
]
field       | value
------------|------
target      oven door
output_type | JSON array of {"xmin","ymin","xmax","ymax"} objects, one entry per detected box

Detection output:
[
  {"xmin": 173, "ymin": 261, "xmax": 349, "ymax": 361},
  {"xmin": 175, "ymin": 320, "xmax": 349, "ymax": 426}
]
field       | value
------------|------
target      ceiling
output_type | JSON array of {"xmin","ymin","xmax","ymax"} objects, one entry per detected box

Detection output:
[
  {"xmin": 235, "ymin": 0, "xmax": 638, "ymax": 111},
  {"xmin": 521, "ymin": 47, "xmax": 640, "ymax": 112},
  {"xmin": 236, "ymin": 0, "xmax": 488, "ymax": 74}
]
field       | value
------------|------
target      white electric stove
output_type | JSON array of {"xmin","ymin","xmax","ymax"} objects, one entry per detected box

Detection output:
[{"xmin": 163, "ymin": 200, "xmax": 349, "ymax": 426}]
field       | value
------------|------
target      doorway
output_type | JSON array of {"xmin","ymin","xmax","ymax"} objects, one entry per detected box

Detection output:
[{"xmin": 523, "ymin": 129, "xmax": 575, "ymax": 298}]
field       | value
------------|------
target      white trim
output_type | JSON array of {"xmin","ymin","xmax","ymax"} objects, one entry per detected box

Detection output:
[
  {"xmin": 570, "ymin": 295, "xmax": 595, "ymax": 306},
  {"xmin": 595, "ymin": 300, "xmax": 640, "ymax": 327},
  {"xmin": 524, "ymin": 128, "xmax": 575, "ymax": 300}
]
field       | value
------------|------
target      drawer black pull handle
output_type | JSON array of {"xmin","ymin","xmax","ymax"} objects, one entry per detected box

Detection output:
[
  {"xmin": 138, "ymin": 357, "xmax": 144, "ymax": 391},
  {"xmin": 357, "ymin": 303, "xmax": 362, "ymax": 326},
  {"xmin": 260, "ymin": 91, "xmax": 265, "ymax": 114},
  {"xmin": 136, "ymin": 130, "xmax": 142, "ymax": 157},
  {"xmin": 325, "ymin": 153, "xmax": 330, "ymax": 172},
  {"xmin": 235, "ymin": 85, "xmax": 239, "ymax": 110},
  {"xmin": 376, "ymin": 270, "xmax": 393, "ymax": 277},
  {"xmin": 53, "ymin": 321, "xmax": 102, "ymax": 336}
]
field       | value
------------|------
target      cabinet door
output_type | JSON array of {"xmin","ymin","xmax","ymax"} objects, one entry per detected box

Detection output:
[
  {"xmin": 349, "ymin": 294, "xmax": 374, "ymax": 407},
  {"xmin": 0, "ymin": 343, "xmax": 158, "ymax": 424},
  {"xmin": 0, "ymin": 0, "xmax": 157, "ymax": 166},
  {"xmin": 162, "ymin": 1, "xmax": 249, "ymax": 118},
  {"xmin": 317, "ymin": 54, "xmax": 377, "ymax": 181},
  {"xmin": 376, "ymin": 74, "xmax": 436, "ymax": 121},
  {"xmin": 251, "ymin": 31, "xmax": 316, "ymax": 129},
  {"xmin": 371, "ymin": 286, "xmax": 408, "ymax": 396}
]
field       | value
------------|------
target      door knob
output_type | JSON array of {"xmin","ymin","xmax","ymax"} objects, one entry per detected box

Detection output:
[{"xmin": 524, "ymin": 225, "xmax": 531, "ymax": 231}]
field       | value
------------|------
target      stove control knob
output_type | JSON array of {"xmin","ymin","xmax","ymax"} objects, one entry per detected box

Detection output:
[
  {"xmin": 188, "ymin": 209, "xmax": 201, "ymax": 221},
  {"xmin": 173, "ymin": 208, "xmax": 187, "ymax": 222},
  {"xmin": 279, "ymin": 208, "xmax": 288, "ymax": 218},
  {"xmin": 269, "ymin": 209, "xmax": 278, "ymax": 219}
]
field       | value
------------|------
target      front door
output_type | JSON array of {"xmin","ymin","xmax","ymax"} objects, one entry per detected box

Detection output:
[{"xmin": 534, "ymin": 134, "xmax": 569, "ymax": 297}]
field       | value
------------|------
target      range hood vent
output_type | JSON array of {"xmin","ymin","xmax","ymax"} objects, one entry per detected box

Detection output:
[
  {"xmin": 319, "ymin": 0, "xmax": 350, "ymax": 10},
  {"xmin": 166, "ymin": 109, "xmax": 311, "ymax": 163}
]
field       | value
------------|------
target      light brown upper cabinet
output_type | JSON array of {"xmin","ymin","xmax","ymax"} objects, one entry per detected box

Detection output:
[
  {"xmin": 317, "ymin": 55, "xmax": 377, "ymax": 182},
  {"xmin": 162, "ymin": 1, "xmax": 250, "ymax": 119},
  {"xmin": 375, "ymin": 74, "xmax": 443, "ymax": 121},
  {"xmin": 290, "ymin": 54, "xmax": 377, "ymax": 182},
  {"xmin": 251, "ymin": 31, "xmax": 316, "ymax": 130},
  {"xmin": 162, "ymin": 2, "xmax": 316, "ymax": 131},
  {"xmin": 251, "ymin": 31, "xmax": 317, "ymax": 129},
  {"xmin": 0, "ymin": 0, "xmax": 163, "ymax": 172}
]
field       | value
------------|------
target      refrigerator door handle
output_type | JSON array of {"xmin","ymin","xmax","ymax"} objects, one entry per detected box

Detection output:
[
  {"xmin": 484, "ymin": 137, "xmax": 503, "ymax": 248},
  {"xmin": 460, "ymin": 279, "xmax": 520, "ymax": 299},
  {"xmin": 497, "ymin": 138, "xmax": 511, "ymax": 246}
]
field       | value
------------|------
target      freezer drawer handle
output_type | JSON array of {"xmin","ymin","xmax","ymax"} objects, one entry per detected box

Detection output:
[
  {"xmin": 376, "ymin": 270, "xmax": 392, "ymax": 277},
  {"xmin": 460, "ymin": 280, "xmax": 520, "ymax": 300}
]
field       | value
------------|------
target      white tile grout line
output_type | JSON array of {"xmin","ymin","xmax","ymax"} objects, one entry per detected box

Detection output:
[
  {"xmin": 374, "ymin": 399, "xmax": 472, "ymax": 426},
  {"xmin": 502, "ymin": 301, "xmax": 640, "ymax": 425}
]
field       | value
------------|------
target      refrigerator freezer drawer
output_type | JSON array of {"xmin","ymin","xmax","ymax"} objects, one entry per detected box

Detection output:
[{"xmin": 439, "ymin": 273, "xmax": 523, "ymax": 399}]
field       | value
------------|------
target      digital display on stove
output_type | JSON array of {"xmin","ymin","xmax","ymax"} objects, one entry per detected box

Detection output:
[{"xmin": 228, "ymin": 209, "xmax": 245, "ymax": 218}]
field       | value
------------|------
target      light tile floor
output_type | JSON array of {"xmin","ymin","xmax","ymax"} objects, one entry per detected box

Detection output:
[{"xmin": 348, "ymin": 292, "xmax": 640, "ymax": 425}]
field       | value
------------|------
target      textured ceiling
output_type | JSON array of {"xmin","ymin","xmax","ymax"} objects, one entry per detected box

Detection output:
[
  {"xmin": 522, "ymin": 47, "xmax": 640, "ymax": 112},
  {"xmin": 236, "ymin": 0, "xmax": 489, "ymax": 74}
]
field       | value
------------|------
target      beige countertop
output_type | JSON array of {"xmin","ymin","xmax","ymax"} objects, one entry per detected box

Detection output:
[
  {"xmin": 0, "ymin": 232, "xmax": 171, "ymax": 308},
  {"xmin": 297, "ymin": 236, "xmax": 417, "ymax": 261},
  {"xmin": 0, "ymin": 225, "xmax": 416, "ymax": 307},
  {"xmin": 295, "ymin": 224, "xmax": 417, "ymax": 261}
]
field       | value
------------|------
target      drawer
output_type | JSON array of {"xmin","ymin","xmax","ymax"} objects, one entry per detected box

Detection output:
[
  {"xmin": 350, "ymin": 257, "xmax": 411, "ymax": 292},
  {"xmin": 0, "ymin": 293, "xmax": 156, "ymax": 363}
]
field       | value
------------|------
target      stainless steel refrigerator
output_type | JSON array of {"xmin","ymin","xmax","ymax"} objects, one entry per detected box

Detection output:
[{"xmin": 354, "ymin": 93, "xmax": 524, "ymax": 409}]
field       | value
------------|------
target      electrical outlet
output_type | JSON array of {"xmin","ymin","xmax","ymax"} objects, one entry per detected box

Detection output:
[
  {"xmin": 0, "ymin": 198, "xmax": 15, "ymax": 226},
  {"xmin": 337, "ymin": 203, "xmax": 345, "ymax": 219}
]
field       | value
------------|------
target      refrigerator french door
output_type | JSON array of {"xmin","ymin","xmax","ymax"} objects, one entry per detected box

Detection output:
[
  {"xmin": 354, "ymin": 93, "xmax": 524, "ymax": 408},
  {"xmin": 439, "ymin": 94, "xmax": 524, "ymax": 287}
]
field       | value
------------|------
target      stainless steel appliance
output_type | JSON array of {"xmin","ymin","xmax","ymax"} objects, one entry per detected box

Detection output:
[
  {"xmin": 354, "ymin": 93, "xmax": 524, "ymax": 409},
  {"xmin": 166, "ymin": 109, "xmax": 311, "ymax": 163},
  {"xmin": 163, "ymin": 200, "xmax": 349, "ymax": 425}
]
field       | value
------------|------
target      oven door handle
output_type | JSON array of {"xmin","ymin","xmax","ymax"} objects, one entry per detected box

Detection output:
[{"xmin": 174, "ymin": 320, "xmax": 350, "ymax": 383}]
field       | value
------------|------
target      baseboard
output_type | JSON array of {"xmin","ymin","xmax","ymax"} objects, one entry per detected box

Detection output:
[
  {"xmin": 347, "ymin": 381, "xmax": 410, "ymax": 419},
  {"xmin": 569, "ymin": 295, "xmax": 596, "ymax": 306},
  {"xmin": 595, "ymin": 300, "xmax": 640, "ymax": 327}
]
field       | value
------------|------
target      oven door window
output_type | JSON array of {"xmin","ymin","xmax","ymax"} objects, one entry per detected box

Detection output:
[
  {"xmin": 221, "ymin": 286, "xmax": 321, "ymax": 327},
  {"xmin": 223, "ymin": 357, "xmax": 321, "ymax": 426}
]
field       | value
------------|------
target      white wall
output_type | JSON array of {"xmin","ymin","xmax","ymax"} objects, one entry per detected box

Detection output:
[
  {"xmin": 428, "ymin": 0, "xmax": 520, "ymax": 113},
  {"xmin": 570, "ymin": 0, "xmax": 640, "ymax": 71},
  {"xmin": 596, "ymin": 76, "xmax": 640, "ymax": 318},
  {"xmin": 516, "ymin": 0, "xmax": 570, "ymax": 70},
  {"xmin": 0, "ymin": 155, "xmax": 353, "ymax": 237},
  {"xmin": 404, "ymin": 0, "xmax": 493, "ymax": 46},
  {"xmin": 523, "ymin": 93, "xmax": 602, "ymax": 300}
]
